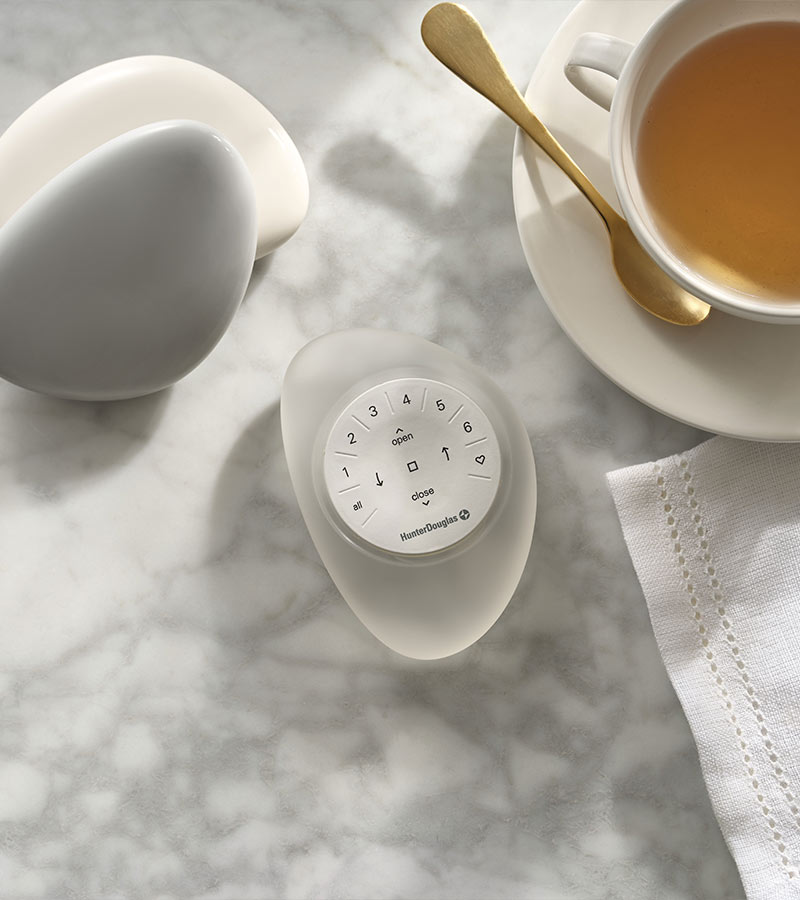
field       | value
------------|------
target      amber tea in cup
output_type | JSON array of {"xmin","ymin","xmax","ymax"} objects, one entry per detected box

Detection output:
[{"xmin": 636, "ymin": 21, "xmax": 800, "ymax": 300}]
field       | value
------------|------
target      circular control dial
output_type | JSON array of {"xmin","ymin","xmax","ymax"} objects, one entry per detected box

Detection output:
[{"xmin": 322, "ymin": 377, "xmax": 501, "ymax": 555}]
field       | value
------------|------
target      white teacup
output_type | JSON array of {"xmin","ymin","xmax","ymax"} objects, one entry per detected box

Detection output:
[{"xmin": 565, "ymin": 0, "xmax": 800, "ymax": 324}]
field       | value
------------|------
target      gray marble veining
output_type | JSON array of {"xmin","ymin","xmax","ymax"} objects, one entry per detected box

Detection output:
[{"xmin": 0, "ymin": 1, "xmax": 744, "ymax": 898}]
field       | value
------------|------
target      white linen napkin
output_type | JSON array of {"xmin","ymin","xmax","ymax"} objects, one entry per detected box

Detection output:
[{"xmin": 607, "ymin": 437, "xmax": 800, "ymax": 900}]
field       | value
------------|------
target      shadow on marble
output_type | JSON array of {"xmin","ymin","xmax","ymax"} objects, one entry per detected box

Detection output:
[
  {"xmin": 324, "ymin": 132, "xmax": 448, "ymax": 228},
  {"xmin": 241, "ymin": 252, "xmax": 273, "ymax": 306},
  {"xmin": 2, "ymin": 385, "xmax": 171, "ymax": 493},
  {"xmin": 322, "ymin": 118, "xmax": 534, "ymax": 363},
  {"xmin": 206, "ymin": 400, "xmax": 331, "ymax": 644}
]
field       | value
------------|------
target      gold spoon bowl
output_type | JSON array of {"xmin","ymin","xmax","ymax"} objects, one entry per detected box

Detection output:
[{"xmin": 421, "ymin": 2, "xmax": 711, "ymax": 327}]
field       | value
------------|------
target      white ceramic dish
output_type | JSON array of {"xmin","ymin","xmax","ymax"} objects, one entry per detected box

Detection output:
[
  {"xmin": 512, "ymin": 0, "xmax": 800, "ymax": 441},
  {"xmin": 0, "ymin": 56, "xmax": 308, "ymax": 259}
]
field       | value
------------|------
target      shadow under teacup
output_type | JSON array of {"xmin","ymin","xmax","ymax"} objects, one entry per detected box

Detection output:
[{"xmin": 565, "ymin": 0, "xmax": 800, "ymax": 324}]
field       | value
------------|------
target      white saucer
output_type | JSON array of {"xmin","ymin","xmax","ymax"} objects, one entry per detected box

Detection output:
[{"xmin": 512, "ymin": 0, "xmax": 800, "ymax": 441}]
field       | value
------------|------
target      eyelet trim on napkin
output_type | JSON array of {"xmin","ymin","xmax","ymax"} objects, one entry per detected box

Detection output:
[{"xmin": 655, "ymin": 458, "xmax": 799, "ymax": 879}]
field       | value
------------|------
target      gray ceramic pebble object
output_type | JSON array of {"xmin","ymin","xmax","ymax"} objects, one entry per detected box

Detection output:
[{"xmin": 0, "ymin": 119, "xmax": 257, "ymax": 400}]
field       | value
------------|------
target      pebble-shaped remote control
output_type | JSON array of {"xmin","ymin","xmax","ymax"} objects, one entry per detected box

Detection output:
[{"xmin": 281, "ymin": 329, "xmax": 537, "ymax": 659}]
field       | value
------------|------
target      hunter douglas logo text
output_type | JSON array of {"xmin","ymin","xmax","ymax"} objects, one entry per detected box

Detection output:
[{"xmin": 399, "ymin": 510, "xmax": 469, "ymax": 543}]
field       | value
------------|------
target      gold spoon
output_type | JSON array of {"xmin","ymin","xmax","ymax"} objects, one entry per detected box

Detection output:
[{"xmin": 421, "ymin": 2, "xmax": 711, "ymax": 326}]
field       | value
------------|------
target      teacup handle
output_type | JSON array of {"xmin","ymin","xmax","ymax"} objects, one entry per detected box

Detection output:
[{"xmin": 564, "ymin": 33, "xmax": 634, "ymax": 111}]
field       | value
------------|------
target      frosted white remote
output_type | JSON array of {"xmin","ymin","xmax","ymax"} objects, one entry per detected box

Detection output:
[{"xmin": 281, "ymin": 329, "xmax": 537, "ymax": 659}]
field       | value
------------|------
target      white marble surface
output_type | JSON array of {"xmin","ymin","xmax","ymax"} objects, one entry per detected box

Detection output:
[{"xmin": 0, "ymin": 2, "xmax": 745, "ymax": 898}]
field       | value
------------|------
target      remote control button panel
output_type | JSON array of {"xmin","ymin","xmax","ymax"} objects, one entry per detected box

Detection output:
[{"xmin": 322, "ymin": 377, "xmax": 501, "ymax": 554}]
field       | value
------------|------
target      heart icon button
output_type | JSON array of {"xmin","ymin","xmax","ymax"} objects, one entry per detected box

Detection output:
[{"xmin": 475, "ymin": 454, "xmax": 486, "ymax": 465}]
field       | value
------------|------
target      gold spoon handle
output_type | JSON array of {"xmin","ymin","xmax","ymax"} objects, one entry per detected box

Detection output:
[{"xmin": 421, "ymin": 2, "xmax": 618, "ymax": 230}]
